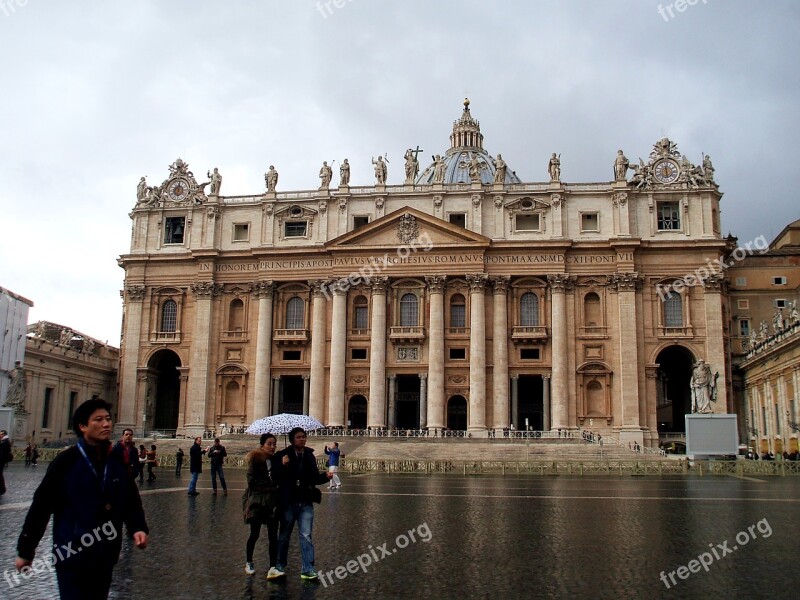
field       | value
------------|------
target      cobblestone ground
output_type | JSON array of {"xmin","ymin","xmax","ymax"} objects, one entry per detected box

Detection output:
[{"xmin": 1, "ymin": 462, "xmax": 799, "ymax": 599}]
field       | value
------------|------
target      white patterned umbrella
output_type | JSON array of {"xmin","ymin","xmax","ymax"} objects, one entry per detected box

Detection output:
[{"xmin": 245, "ymin": 413, "xmax": 324, "ymax": 435}]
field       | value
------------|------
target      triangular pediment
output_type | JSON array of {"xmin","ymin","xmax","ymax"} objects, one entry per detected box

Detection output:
[{"xmin": 328, "ymin": 206, "xmax": 491, "ymax": 251}]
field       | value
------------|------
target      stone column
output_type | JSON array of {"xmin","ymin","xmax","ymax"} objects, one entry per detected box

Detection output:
[
  {"xmin": 419, "ymin": 373, "xmax": 428, "ymax": 428},
  {"xmin": 492, "ymin": 277, "xmax": 510, "ymax": 429},
  {"xmin": 548, "ymin": 275, "xmax": 572, "ymax": 430},
  {"xmin": 511, "ymin": 376, "xmax": 519, "ymax": 429},
  {"xmin": 702, "ymin": 275, "xmax": 728, "ymax": 413},
  {"xmin": 252, "ymin": 281, "xmax": 274, "ymax": 419},
  {"xmin": 119, "ymin": 285, "xmax": 146, "ymax": 429},
  {"xmin": 387, "ymin": 374, "xmax": 397, "ymax": 429},
  {"xmin": 467, "ymin": 274, "xmax": 488, "ymax": 431},
  {"xmin": 186, "ymin": 282, "xmax": 221, "ymax": 436},
  {"xmin": 609, "ymin": 273, "xmax": 643, "ymax": 441},
  {"xmin": 272, "ymin": 377, "xmax": 281, "ymax": 415},
  {"xmin": 302, "ymin": 375, "xmax": 310, "ymax": 416},
  {"xmin": 425, "ymin": 276, "xmax": 446, "ymax": 429},
  {"xmin": 308, "ymin": 281, "xmax": 327, "ymax": 420},
  {"xmin": 368, "ymin": 277, "xmax": 389, "ymax": 428},
  {"xmin": 542, "ymin": 374, "xmax": 551, "ymax": 431},
  {"xmin": 327, "ymin": 284, "xmax": 348, "ymax": 426}
]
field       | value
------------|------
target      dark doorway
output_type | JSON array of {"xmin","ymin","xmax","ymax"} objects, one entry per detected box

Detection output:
[
  {"xmin": 148, "ymin": 350, "xmax": 181, "ymax": 430},
  {"xmin": 280, "ymin": 376, "xmax": 304, "ymax": 414},
  {"xmin": 395, "ymin": 375, "xmax": 420, "ymax": 429},
  {"xmin": 518, "ymin": 375, "xmax": 544, "ymax": 430},
  {"xmin": 348, "ymin": 395, "xmax": 367, "ymax": 429},
  {"xmin": 446, "ymin": 395, "xmax": 467, "ymax": 430},
  {"xmin": 655, "ymin": 346, "xmax": 695, "ymax": 433}
]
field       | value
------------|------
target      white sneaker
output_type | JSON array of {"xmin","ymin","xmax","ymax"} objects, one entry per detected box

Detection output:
[
  {"xmin": 245, "ymin": 562, "xmax": 255, "ymax": 575},
  {"xmin": 266, "ymin": 567, "xmax": 284, "ymax": 580}
]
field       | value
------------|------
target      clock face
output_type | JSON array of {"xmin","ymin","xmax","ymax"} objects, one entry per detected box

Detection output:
[
  {"xmin": 653, "ymin": 159, "xmax": 679, "ymax": 184},
  {"xmin": 167, "ymin": 179, "xmax": 190, "ymax": 201}
]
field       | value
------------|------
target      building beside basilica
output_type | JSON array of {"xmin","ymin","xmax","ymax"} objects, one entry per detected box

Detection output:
[{"xmin": 118, "ymin": 100, "xmax": 730, "ymax": 447}]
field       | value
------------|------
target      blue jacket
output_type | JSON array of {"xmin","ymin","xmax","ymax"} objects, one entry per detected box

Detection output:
[
  {"xmin": 324, "ymin": 446, "xmax": 341, "ymax": 467},
  {"xmin": 17, "ymin": 439, "xmax": 148, "ymax": 568}
]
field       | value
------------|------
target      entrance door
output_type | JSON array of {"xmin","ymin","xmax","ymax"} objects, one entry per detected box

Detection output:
[
  {"xmin": 348, "ymin": 395, "xmax": 367, "ymax": 429},
  {"xmin": 518, "ymin": 375, "xmax": 543, "ymax": 431},
  {"xmin": 446, "ymin": 395, "xmax": 467, "ymax": 430},
  {"xmin": 280, "ymin": 376, "xmax": 304, "ymax": 414},
  {"xmin": 395, "ymin": 375, "xmax": 420, "ymax": 429},
  {"xmin": 148, "ymin": 350, "xmax": 181, "ymax": 431}
]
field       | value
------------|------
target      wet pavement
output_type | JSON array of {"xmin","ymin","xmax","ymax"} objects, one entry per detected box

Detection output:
[{"xmin": 1, "ymin": 462, "xmax": 798, "ymax": 599}]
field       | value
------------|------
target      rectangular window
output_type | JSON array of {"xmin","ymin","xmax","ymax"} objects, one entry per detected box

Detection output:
[
  {"xmin": 774, "ymin": 299, "xmax": 787, "ymax": 309},
  {"xmin": 773, "ymin": 276, "xmax": 787, "ymax": 285},
  {"xmin": 448, "ymin": 213, "xmax": 466, "ymax": 228},
  {"xmin": 354, "ymin": 306, "xmax": 369, "ymax": 330},
  {"xmin": 739, "ymin": 319, "xmax": 750, "ymax": 337},
  {"xmin": 164, "ymin": 217, "xmax": 185, "ymax": 244},
  {"xmin": 657, "ymin": 202, "xmax": 680, "ymax": 231},
  {"xmin": 284, "ymin": 221, "xmax": 307, "ymax": 237},
  {"xmin": 520, "ymin": 348, "xmax": 540, "ymax": 360},
  {"xmin": 42, "ymin": 387, "xmax": 53, "ymax": 428},
  {"xmin": 735, "ymin": 277, "xmax": 747, "ymax": 287},
  {"xmin": 282, "ymin": 350, "xmax": 301, "ymax": 361},
  {"xmin": 515, "ymin": 214, "xmax": 540, "ymax": 231},
  {"xmin": 68, "ymin": 391, "xmax": 78, "ymax": 428},
  {"xmin": 581, "ymin": 212, "xmax": 599, "ymax": 232},
  {"xmin": 351, "ymin": 348, "xmax": 367, "ymax": 360},
  {"xmin": 233, "ymin": 223, "xmax": 250, "ymax": 242},
  {"xmin": 737, "ymin": 299, "xmax": 749, "ymax": 309},
  {"xmin": 775, "ymin": 404, "xmax": 781, "ymax": 435},
  {"xmin": 353, "ymin": 216, "xmax": 369, "ymax": 230},
  {"xmin": 450, "ymin": 304, "xmax": 466, "ymax": 328},
  {"xmin": 449, "ymin": 348, "xmax": 466, "ymax": 360}
]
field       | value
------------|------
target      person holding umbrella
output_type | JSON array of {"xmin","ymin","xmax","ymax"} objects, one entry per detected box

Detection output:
[{"xmin": 272, "ymin": 427, "xmax": 332, "ymax": 580}]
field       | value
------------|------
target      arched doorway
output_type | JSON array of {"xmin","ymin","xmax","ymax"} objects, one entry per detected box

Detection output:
[
  {"xmin": 446, "ymin": 395, "xmax": 467, "ymax": 430},
  {"xmin": 655, "ymin": 346, "xmax": 695, "ymax": 434},
  {"xmin": 147, "ymin": 349, "xmax": 181, "ymax": 432},
  {"xmin": 347, "ymin": 395, "xmax": 367, "ymax": 429}
]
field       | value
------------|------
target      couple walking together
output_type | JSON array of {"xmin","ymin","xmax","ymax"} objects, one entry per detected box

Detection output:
[{"xmin": 243, "ymin": 427, "xmax": 332, "ymax": 581}]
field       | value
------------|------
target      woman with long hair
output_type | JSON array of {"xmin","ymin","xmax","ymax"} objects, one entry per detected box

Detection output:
[
  {"xmin": 242, "ymin": 433, "xmax": 281, "ymax": 579},
  {"xmin": 146, "ymin": 444, "xmax": 157, "ymax": 482}
]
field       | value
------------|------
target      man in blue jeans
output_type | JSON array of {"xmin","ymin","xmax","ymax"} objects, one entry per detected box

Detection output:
[
  {"xmin": 273, "ymin": 427, "xmax": 332, "ymax": 580},
  {"xmin": 187, "ymin": 437, "xmax": 205, "ymax": 496}
]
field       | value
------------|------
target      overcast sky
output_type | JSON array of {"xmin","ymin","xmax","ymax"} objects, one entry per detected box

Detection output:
[{"xmin": 1, "ymin": 0, "xmax": 797, "ymax": 344}]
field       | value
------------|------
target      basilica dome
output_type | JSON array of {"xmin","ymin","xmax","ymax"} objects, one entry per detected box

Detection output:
[{"xmin": 416, "ymin": 99, "xmax": 522, "ymax": 185}]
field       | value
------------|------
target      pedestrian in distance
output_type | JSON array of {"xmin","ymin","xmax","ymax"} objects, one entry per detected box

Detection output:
[
  {"xmin": 175, "ymin": 448, "xmax": 185, "ymax": 475},
  {"xmin": 207, "ymin": 437, "xmax": 228, "ymax": 495},
  {"xmin": 137, "ymin": 444, "xmax": 146, "ymax": 485},
  {"xmin": 0, "ymin": 430, "xmax": 12, "ymax": 495},
  {"xmin": 324, "ymin": 442, "xmax": 344, "ymax": 490},
  {"xmin": 273, "ymin": 427, "xmax": 332, "ymax": 581},
  {"xmin": 146, "ymin": 444, "xmax": 157, "ymax": 482},
  {"xmin": 24, "ymin": 443, "xmax": 32, "ymax": 466},
  {"xmin": 15, "ymin": 398, "xmax": 149, "ymax": 599},
  {"xmin": 187, "ymin": 436, "xmax": 206, "ymax": 496},
  {"xmin": 31, "ymin": 444, "xmax": 39, "ymax": 466},
  {"xmin": 243, "ymin": 433, "xmax": 282, "ymax": 578},
  {"xmin": 110, "ymin": 428, "xmax": 137, "ymax": 479}
]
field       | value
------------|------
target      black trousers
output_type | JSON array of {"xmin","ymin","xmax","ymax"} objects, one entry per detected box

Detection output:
[
  {"xmin": 56, "ymin": 565, "xmax": 114, "ymax": 600},
  {"xmin": 246, "ymin": 517, "xmax": 279, "ymax": 566}
]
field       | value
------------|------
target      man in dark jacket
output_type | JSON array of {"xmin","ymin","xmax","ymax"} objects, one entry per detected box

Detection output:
[
  {"xmin": 15, "ymin": 399, "xmax": 149, "ymax": 599},
  {"xmin": 110, "ymin": 428, "xmax": 136, "ymax": 479},
  {"xmin": 207, "ymin": 437, "xmax": 228, "ymax": 495},
  {"xmin": 0, "ymin": 429, "xmax": 11, "ymax": 495},
  {"xmin": 272, "ymin": 427, "xmax": 331, "ymax": 581},
  {"xmin": 187, "ymin": 436, "xmax": 205, "ymax": 496}
]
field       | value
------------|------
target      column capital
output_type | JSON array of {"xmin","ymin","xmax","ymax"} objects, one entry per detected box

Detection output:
[
  {"xmin": 425, "ymin": 275, "xmax": 447, "ymax": 294},
  {"xmin": 511, "ymin": 375, "xmax": 520, "ymax": 381},
  {"xmin": 542, "ymin": 374, "xmax": 551, "ymax": 381},
  {"xmin": 302, "ymin": 374, "xmax": 310, "ymax": 381},
  {"xmin": 606, "ymin": 272, "xmax": 642, "ymax": 292},
  {"xmin": 612, "ymin": 191, "xmax": 628, "ymax": 206},
  {"xmin": 370, "ymin": 276, "xmax": 389, "ymax": 294},
  {"xmin": 491, "ymin": 276, "xmax": 511, "ymax": 294},
  {"xmin": 124, "ymin": 284, "xmax": 147, "ymax": 302},
  {"xmin": 547, "ymin": 274, "xmax": 576, "ymax": 292},
  {"xmin": 466, "ymin": 274, "xmax": 489, "ymax": 293},
  {"xmin": 419, "ymin": 372, "xmax": 428, "ymax": 381},
  {"xmin": 251, "ymin": 280, "xmax": 275, "ymax": 299},
  {"xmin": 702, "ymin": 274, "xmax": 725, "ymax": 292},
  {"xmin": 388, "ymin": 373, "xmax": 397, "ymax": 381},
  {"xmin": 190, "ymin": 282, "xmax": 223, "ymax": 298},
  {"xmin": 308, "ymin": 280, "xmax": 329, "ymax": 298}
]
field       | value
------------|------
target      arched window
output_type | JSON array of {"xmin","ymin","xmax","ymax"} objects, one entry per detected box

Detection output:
[
  {"xmin": 400, "ymin": 293, "xmax": 419, "ymax": 327},
  {"xmin": 285, "ymin": 297, "xmax": 305, "ymax": 329},
  {"xmin": 520, "ymin": 292, "xmax": 539, "ymax": 327},
  {"xmin": 663, "ymin": 291, "xmax": 683, "ymax": 327},
  {"xmin": 353, "ymin": 295, "xmax": 369, "ymax": 330},
  {"xmin": 228, "ymin": 298, "xmax": 244, "ymax": 332},
  {"xmin": 583, "ymin": 292, "xmax": 601, "ymax": 326},
  {"xmin": 450, "ymin": 294, "xmax": 466, "ymax": 328},
  {"xmin": 161, "ymin": 300, "xmax": 177, "ymax": 332}
]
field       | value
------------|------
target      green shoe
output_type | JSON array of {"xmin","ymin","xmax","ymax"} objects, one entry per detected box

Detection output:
[{"xmin": 300, "ymin": 570, "xmax": 319, "ymax": 581}]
